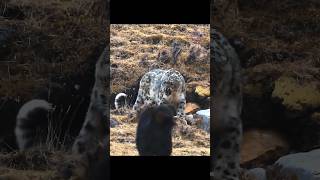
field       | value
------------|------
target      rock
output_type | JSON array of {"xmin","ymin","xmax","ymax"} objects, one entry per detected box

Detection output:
[
  {"xmin": 185, "ymin": 44, "xmax": 201, "ymax": 65},
  {"xmin": 110, "ymin": 118, "xmax": 120, "ymax": 128},
  {"xmin": 185, "ymin": 114, "xmax": 195, "ymax": 124},
  {"xmin": 194, "ymin": 66, "xmax": 207, "ymax": 74},
  {"xmin": 145, "ymin": 34, "xmax": 163, "ymax": 44},
  {"xmin": 241, "ymin": 129, "xmax": 289, "ymax": 168},
  {"xmin": 185, "ymin": 82, "xmax": 210, "ymax": 109},
  {"xmin": 195, "ymin": 85, "xmax": 210, "ymax": 97},
  {"xmin": 242, "ymin": 64, "xmax": 283, "ymax": 129},
  {"xmin": 171, "ymin": 41, "xmax": 182, "ymax": 64},
  {"xmin": 138, "ymin": 54, "xmax": 149, "ymax": 67},
  {"xmin": 267, "ymin": 164, "xmax": 316, "ymax": 180},
  {"xmin": 243, "ymin": 168, "xmax": 267, "ymax": 180},
  {"xmin": 184, "ymin": 103, "xmax": 200, "ymax": 114},
  {"xmin": 271, "ymin": 149, "xmax": 320, "ymax": 179},
  {"xmin": 272, "ymin": 76, "xmax": 320, "ymax": 119},
  {"xmin": 157, "ymin": 48, "xmax": 170, "ymax": 64},
  {"xmin": 195, "ymin": 109, "xmax": 210, "ymax": 132}
]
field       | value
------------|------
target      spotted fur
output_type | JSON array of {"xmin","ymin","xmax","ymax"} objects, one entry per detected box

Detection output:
[
  {"xmin": 133, "ymin": 68, "xmax": 186, "ymax": 118},
  {"xmin": 15, "ymin": 100, "xmax": 52, "ymax": 150},
  {"xmin": 211, "ymin": 28, "xmax": 243, "ymax": 180},
  {"xmin": 72, "ymin": 46, "xmax": 109, "ymax": 155},
  {"xmin": 14, "ymin": 47, "xmax": 110, "ymax": 180}
]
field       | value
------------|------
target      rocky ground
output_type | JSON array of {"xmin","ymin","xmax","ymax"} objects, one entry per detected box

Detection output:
[
  {"xmin": 213, "ymin": 0, "xmax": 320, "ymax": 179},
  {"xmin": 110, "ymin": 24, "xmax": 210, "ymax": 156}
]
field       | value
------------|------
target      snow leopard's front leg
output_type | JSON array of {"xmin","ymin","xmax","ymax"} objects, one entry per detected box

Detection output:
[
  {"xmin": 158, "ymin": 87, "xmax": 186, "ymax": 124},
  {"xmin": 132, "ymin": 90, "xmax": 145, "ymax": 114},
  {"xmin": 211, "ymin": 29, "xmax": 243, "ymax": 180},
  {"xmin": 133, "ymin": 73, "xmax": 153, "ymax": 114},
  {"xmin": 173, "ymin": 80, "xmax": 187, "ymax": 124},
  {"xmin": 176, "ymin": 82, "xmax": 186, "ymax": 117},
  {"xmin": 72, "ymin": 47, "xmax": 109, "ymax": 155}
]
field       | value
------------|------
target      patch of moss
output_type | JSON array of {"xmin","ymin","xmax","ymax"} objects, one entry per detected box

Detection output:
[{"xmin": 272, "ymin": 76, "xmax": 320, "ymax": 111}]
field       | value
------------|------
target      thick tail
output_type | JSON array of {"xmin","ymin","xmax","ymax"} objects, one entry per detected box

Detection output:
[
  {"xmin": 114, "ymin": 93, "xmax": 127, "ymax": 109},
  {"xmin": 15, "ymin": 99, "xmax": 51, "ymax": 151}
]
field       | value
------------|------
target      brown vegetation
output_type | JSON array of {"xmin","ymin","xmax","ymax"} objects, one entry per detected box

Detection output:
[{"xmin": 110, "ymin": 24, "xmax": 210, "ymax": 156}]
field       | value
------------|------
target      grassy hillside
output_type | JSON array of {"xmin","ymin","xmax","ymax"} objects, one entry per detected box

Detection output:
[{"xmin": 110, "ymin": 24, "xmax": 210, "ymax": 156}]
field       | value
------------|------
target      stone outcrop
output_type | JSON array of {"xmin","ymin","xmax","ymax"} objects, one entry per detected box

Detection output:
[{"xmin": 241, "ymin": 129, "xmax": 289, "ymax": 168}]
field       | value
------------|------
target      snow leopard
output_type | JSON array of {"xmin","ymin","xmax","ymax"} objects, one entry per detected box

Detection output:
[
  {"xmin": 211, "ymin": 28, "xmax": 243, "ymax": 180},
  {"xmin": 133, "ymin": 68, "xmax": 186, "ymax": 119}
]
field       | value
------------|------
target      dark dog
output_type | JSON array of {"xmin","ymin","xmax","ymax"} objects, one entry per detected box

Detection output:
[{"xmin": 136, "ymin": 104, "xmax": 176, "ymax": 156}]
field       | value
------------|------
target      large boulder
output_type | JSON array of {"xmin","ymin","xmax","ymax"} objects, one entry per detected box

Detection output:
[
  {"xmin": 185, "ymin": 82, "xmax": 210, "ymax": 109},
  {"xmin": 195, "ymin": 109, "xmax": 210, "ymax": 133},
  {"xmin": 271, "ymin": 76, "xmax": 320, "ymax": 151},
  {"xmin": 195, "ymin": 85, "xmax": 210, "ymax": 97},
  {"xmin": 241, "ymin": 63, "xmax": 284, "ymax": 129},
  {"xmin": 272, "ymin": 76, "xmax": 320, "ymax": 119},
  {"xmin": 267, "ymin": 149, "xmax": 320, "ymax": 179},
  {"xmin": 242, "ymin": 168, "xmax": 267, "ymax": 180},
  {"xmin": 184, "ymin": 103, "xmax": 200, "ymax": 114},
  {"xmin": 241, "ymin": 129, "xmax": 289, "ymax": 168}
]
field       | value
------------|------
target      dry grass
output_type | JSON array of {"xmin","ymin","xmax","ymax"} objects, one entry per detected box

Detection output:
[
  {"xmin": 110, "ymin": 24, "xmax": 210, "ymax": 94},
  {"xmin": 212, "ymin": 0, "xmax": 320, "ymax": 80},
  {"xmin": 0, "ymin": 0, "xmax": 106, "ymax": 100},
  {"xmin": 0, "ymin": 0, "xmax": 106, "ymax": 178},
  {"xmin": 110, "ymin": 109, "xmax": 210, "ymax": 156},
  {"xmin": 212, "ymin": 0, "xmax": 320, "ymax": 177},
  {"xmin": 110, "ymin": 24, "xmax": 210, "ymax": 156}
]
